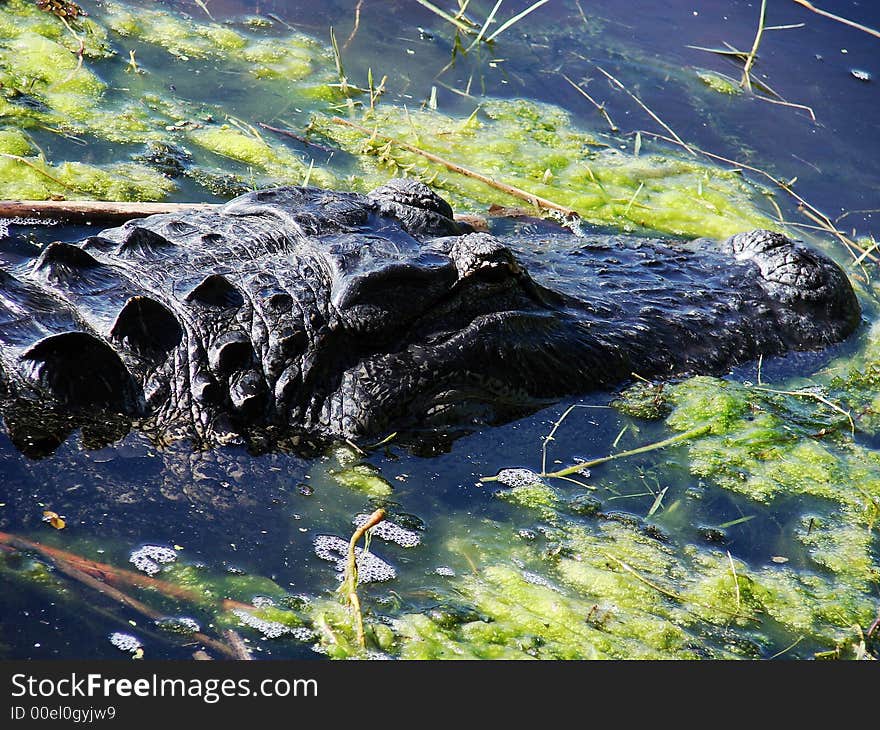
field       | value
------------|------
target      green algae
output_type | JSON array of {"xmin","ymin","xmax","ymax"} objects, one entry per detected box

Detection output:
[
  {"xmin": 0, "ymin": 0, "xmax": 780, "ymax": 243},
  {"xmin": 312, "ymin": 98, "xmax": 778, "ymax": 239},
  {"xmin": 696, "ymin": 70, "xmax": 742, "ymax": 96},
  {"xmin": 0, "ymin": 127, "xmax": 174, "ymax": 200},
  {"xmin": 0, "ymin": 0, "xmax": 337, "ymax": 200}
]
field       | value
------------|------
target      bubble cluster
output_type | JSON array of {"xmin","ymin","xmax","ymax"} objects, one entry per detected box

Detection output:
[
  {"xmin": 155, "ymin": 617, "xmax": 200, "ymax": 635},
  {"xmin": 109, "ymin": 632, "xmax": 142, "ymax": 653},
  {"xmin": 312, "ymin": 535, "xmax": 396, "ymax": 583},
  {"xmin": 434, "ymin": 566, "xmax": 456, "ymax": 577},
  {"xmin": 130, "ymin": 544, "xmax": 178, "ymax": 576},
  {"xmin": 495, "ymin": 468, "xmax": 544, "ymax": 488},
  {"xmin": 231, "ymin": 609, "xmax": 315, "ymax": 642},
  {"xmin": 0, "ymin": 217, "xmax": 58, "ymax": 240},
  {"xmin": 251, "ymin": 596, "xmax": 276, "ymax": 608},
  {"xmin": 353, "ymin": 514, "xmax": 421, "ymax": 548}
]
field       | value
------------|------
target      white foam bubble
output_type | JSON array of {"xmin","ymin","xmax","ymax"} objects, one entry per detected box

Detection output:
[
  {"xmin": 495, "ymin": 468, "xmax": 544, "ymax": 488},
  {"xmin": 155, "ymin": 617, "xmax": 200, "ymax": 634},
  {"xmin": 434, "ymin": 566, "xmax": 456, "ymax": 577},
  {"xmin": 129, "ymin": 544, "xmax": 178, "ymax": 576},
  {"xmin": 109, "ymin": 632, "xmax": 142, "ymax": 653},
  {"xmin": 0, "ymin": 217, "xmax": 58, "ymax": 239},
  {"xmin": 353, "ymin": 514, "xmax": 421, "ymax": 548},
  {"xmin": 313, "ymin": 535, "xmax": 396, "ymax": 583},
  {"xmin": 231, "ymin": 608, "xmax": 316, "ymax": 642}
]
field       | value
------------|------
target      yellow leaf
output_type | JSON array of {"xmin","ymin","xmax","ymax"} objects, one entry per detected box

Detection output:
[{"xmin": 42, "ymin": 510, "xmax": 66, "ymax": 530}]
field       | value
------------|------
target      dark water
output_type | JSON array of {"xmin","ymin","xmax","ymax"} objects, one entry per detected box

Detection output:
[{"xmin": 1, "ymin": 0, "xmax": 878, "ymax": 659}]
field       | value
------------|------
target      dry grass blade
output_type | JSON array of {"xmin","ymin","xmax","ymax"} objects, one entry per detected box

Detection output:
[
  {"xmin": 561, "ymin": 73, "xmax": 618, "ymax": 131},
  {"xmin": 540, "ymin": 424, "xmax": 712, "ymax": 479},
  {"xmin": 742, "ymin": 0, "xmax": 768, "ymax": 92},
  {"xmin": 791, "ymin": 0, "xmax": 880, "ymax": 39},
  {"xmin": 343, "ymin": 0, "xmax": 365, "ymax": 50},
  {"xmin": 596, "ymin": 66, "xmax": 697, "ymax": 156},
  {"xmin": 726, "ymin": 550, "xmax": 742, "ymax": 612},
  {"xmin": 485, "ymin": 0, "xmax": 550, "ymax": 42},
  {"xmin": 0, "ymin": 153, "xmax": 72, "ymax": 189}
]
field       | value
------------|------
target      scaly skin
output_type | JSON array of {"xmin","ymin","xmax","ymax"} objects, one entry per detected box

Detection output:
[{"xmin": 0, "ymin": 179, "xmax": 862, "ymax": 454}]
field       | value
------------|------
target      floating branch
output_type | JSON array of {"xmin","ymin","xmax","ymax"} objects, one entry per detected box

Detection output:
[
  {"xmin": 0, "ymin": 199, "xmax": 212, "ymax": 223},
  {"xmin": 0, "ymin": 198, "xmax": 488, "ymax": 230},
  {"xmin": 0, "ymin": 531, "xmax": 244, "ymax": 659}
]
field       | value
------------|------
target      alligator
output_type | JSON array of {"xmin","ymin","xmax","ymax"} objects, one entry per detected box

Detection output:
[{"xmin": 0, "ymin": 179, "xmax": 862, "ymax": 455}]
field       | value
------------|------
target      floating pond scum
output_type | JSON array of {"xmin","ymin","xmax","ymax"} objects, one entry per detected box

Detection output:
[{"xmin": 0, "ymin": 0, "xmax": 878, "ymax": 662}]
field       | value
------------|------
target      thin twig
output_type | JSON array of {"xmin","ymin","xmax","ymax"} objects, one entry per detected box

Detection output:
[
  {"xmin": 605, "ymin": 554, "xmax": 751, "ymax": 620},
  {"xmin": 561, "ymin": 73, "xmax": 618, "ymax": 132},
  {"xmin": 541, "ymin": 424, "xmax": 712, "ymax": 479},
  {"xmin": 258, "ymin": 122, "xmax": 338, "ymax": 153},
  {"xmin": 342, "ymin": 0, "xmax": 365, "ymax": 50},
  {"xmin": 791, "ymin": 0, "xmax": 880, "ymax": 39},
  {"xmin": 330, "ymin": 116, "xmax": 578, "ymax": 217},
  {"xmin": 0, "ymin": 153, "xmax": 73, "ymax": 190},
  {"xmin": 752, "ymin": 385, "xmax": 856, "ymax": 438},
  {"xmin": 596, "ymin": 66, "xmax": 697, "ymax": 156},
  {"xmin": 634, "ymin": 130, "xmax": 879, "ymax": 264}
]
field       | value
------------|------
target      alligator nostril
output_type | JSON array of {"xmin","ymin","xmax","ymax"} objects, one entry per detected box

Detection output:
[
  {"xmin": 110, "ymin": 296, "xmax": 183, "ymax": 362},
  {"xmin": 208, "ymin": 331, "xmax": 255, "ymax": 376},
  {"xmin": 229, "ymin": 369, "xmax": 267, "ymax": 418}
]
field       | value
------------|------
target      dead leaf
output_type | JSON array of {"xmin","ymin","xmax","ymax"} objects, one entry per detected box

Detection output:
[{"xmin": 42, "ymin": 510, "xmax": 66, "ymax": 530}]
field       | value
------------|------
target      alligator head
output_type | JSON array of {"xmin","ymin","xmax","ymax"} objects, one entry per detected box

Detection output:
[{"xmin": 0, "ymin": 179, "xmax": 861, "ymax": 453}]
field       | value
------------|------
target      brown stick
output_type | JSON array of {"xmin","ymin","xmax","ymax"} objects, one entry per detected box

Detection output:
[
  {"xmin": 329, "ymin": 116, "xmax": 580, "ymax": 218},
  {"xmin": 0, "ymin": 199, "xmax": 213, "ymax": 224},
  {"xmin": 0, "ymin": 531, "xmax": 241, "ymax": 658},
  {"xmin": 0, "ymin": 531, "xmax": 253, "ymax": 612},
  {"xmin": 0, "ymin": 198, "xmax": 489, "ymax": 230}
]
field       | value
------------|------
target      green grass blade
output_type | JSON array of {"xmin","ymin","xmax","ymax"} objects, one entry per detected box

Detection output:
[
  {"xmin": 466, "ymin": 0, "xmax": 504, "ymax": 52},
  {"xmin": 415, "ymin": 0, "xmax": 474, "ymax": 33},
  {"xmin": 486, "ymin": 0, "xmax": 549, "ymax": 41}
]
